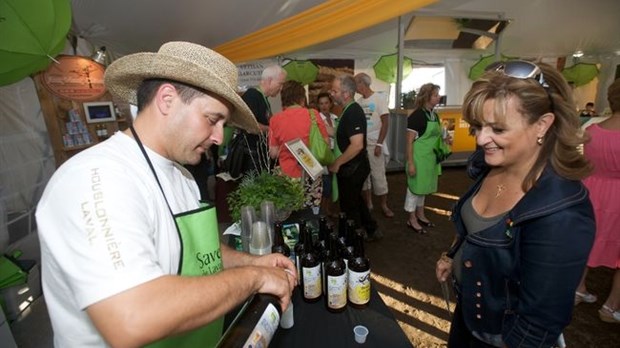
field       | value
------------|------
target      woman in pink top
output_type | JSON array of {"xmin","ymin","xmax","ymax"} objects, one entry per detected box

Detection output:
[
  {"xmin": 269, "ymin": 80, "xmax": 329, "ymax": 207},
  {"xmin": 576, "ymin": 78, "xmax": 620, "ymax": 324}
]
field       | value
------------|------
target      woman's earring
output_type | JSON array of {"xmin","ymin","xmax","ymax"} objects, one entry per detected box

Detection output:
[{"xmin": 537, "ymin": 136, "xmax": 544, "ymax": 145}]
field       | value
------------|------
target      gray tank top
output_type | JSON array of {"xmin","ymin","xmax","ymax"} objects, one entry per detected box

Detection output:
[{"xmin": 453, "ymin": 193, "xmax": 506, "ymax": 284}]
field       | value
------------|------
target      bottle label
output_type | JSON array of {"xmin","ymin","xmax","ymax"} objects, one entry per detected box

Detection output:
[
  {"xmin": 302, "ymin": 264, "xmax": 322, "ymax": 299},
  {"xmin": 242, "ymin": 302, "xmax": 280, "ymax": 348},
  {"xmin": 348, "ymin": 269, "xmax": 371, "ymax": 305},
  {"xmin": 327, "ymin": 273, "xmax": 347, "ymax": 309}
]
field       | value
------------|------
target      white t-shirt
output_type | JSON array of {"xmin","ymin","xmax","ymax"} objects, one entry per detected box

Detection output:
[
  {"xmin": 357, "ymin": 91, "xmax": 389, "ymax": 145},
  {"xmin": 319, "ymin": 111, "xmax": 338, "ymax": 149},
  {"xmin": 36, "ymin": 131, "xmax": 201, "ymax": 347}
]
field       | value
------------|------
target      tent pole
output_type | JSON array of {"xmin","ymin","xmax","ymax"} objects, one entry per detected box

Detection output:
[
  {"xmin": 396, "ymin": 16, "xmax": 405, "ymax": 109},
  {"xmin": 494, "ymin": 32, "xmax": 502, "ymax": 61}
]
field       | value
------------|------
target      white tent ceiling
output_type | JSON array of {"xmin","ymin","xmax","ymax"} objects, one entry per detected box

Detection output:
[{"xmin": 71, "ymin": 0, "xmax": 620, "ymax": 62}]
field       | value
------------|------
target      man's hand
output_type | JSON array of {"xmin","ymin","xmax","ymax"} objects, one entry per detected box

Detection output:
[
  {"xmin": 251, "ymin": 253, "xmax": 297, "ymax": 288},
  {"xmin": 328, "ymin": 161, "xmax": 341, "ymax": 174},
  {"xmin": 251, "ymin": 253, "xmax": 297, "ymax": 311},
  {"xmin": 374, "ymin": 145, "xmax": 382, "ymax": 157}
]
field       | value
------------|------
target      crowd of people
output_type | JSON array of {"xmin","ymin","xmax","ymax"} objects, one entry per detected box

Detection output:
[{"xmin": 35, "ymin": 40, "xmax": 618, "ymax": 347}]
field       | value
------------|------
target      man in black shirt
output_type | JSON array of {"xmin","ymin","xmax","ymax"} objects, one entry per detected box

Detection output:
[{"xmin": 328, "ymin": 74, "xmax": 380, "ymax": 241}]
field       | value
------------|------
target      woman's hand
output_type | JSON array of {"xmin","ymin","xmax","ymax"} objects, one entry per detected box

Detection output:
[
  {"xmin": 407, "ymin": 162, "xmax": 416, "ymax": 176},
  {"xmin": 436, "ymin": 253, "xmax": 453, "ymax": 282}
]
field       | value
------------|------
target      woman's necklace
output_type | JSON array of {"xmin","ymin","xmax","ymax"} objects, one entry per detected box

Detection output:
[{"xmin": 495, "ymin": 184, "xmax": 506, "ymax": 198}]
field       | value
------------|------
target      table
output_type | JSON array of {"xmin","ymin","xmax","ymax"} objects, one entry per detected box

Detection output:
[
  {"xmin": 222, "ymin": 210, "xmax": 412, "ymax": 347},
  {"xmin": 270, "ymin": 285, "xmax": 412, "ymax": 347}
]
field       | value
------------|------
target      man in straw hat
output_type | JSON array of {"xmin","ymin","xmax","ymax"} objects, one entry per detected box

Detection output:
[{"xmin": 36, "ymin": 41, "xmax": 296, "ymax": 347}]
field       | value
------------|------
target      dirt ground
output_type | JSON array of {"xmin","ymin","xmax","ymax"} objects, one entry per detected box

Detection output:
[{"xmin": 363, "ymin": 167, "xmax": 619, "ymax": 348}]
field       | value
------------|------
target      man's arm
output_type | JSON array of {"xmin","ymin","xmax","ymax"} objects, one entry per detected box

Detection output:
[
  {"xmin": 374, "ymin": 113, "xmax": 389, "ymax": 156},
  {"xmin": 328, "ymin": 133, "xmax": 363, "ymax": 173},
  {"xmin": 88, "ymin": 247, "xmax": 295, "ymax": 348}
]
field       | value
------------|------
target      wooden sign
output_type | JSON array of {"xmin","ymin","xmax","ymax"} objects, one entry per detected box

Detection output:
[{"xmin": 40, "ymin": 55, "xmax": 107, "ymax": 101}]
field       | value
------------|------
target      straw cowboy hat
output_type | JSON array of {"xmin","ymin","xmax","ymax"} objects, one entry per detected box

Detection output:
[{"xmin": 104, "ymin": 41, "xmax": 259, "ymax": 133}]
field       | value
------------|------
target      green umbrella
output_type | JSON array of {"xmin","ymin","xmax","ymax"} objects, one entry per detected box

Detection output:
[
  {"xmin": 562, "ymin": 63, "xmax": 599, "ymax": 87},
  {"xmin": 373, "ymin": 53, "xmax": 413, "ymax": 83},
  {"xmin": 283, "ymin": 60, "xmax": 319, "ymax": 85},
  {"xmin": 468, "ymin": 54, "xmax": 515, "ymax": 81},
  {"xmin": 0, "ymin": 0, "xmax": 72, "ymax": 86}
]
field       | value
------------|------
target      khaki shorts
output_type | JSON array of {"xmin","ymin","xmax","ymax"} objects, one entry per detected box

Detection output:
[{"xmin": 362, "ymin": 145, "xmax": 388, "ymax": 195}]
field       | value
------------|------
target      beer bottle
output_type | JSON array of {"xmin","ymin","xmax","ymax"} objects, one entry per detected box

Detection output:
[
  {"xmin": 325, "ymin": 234, "xmax": 347, "ymax": 313},
  {"xmin": 301, "ymin": 221, "xmax": 322, "ymax": 303},
  {"xmin": 294, "ymin": 220, "xmax": 306, "ymax": 287},
  {"xmin": 216, "ymin": 294, "xmax": 282, "ymax": 347},
  {"xmin": 347, "ymin": 230, "xmax": 371, "ymax": 308},
  {"xmin": 272, "ymin": 222, "xmax": 291, "ymax": 259}
]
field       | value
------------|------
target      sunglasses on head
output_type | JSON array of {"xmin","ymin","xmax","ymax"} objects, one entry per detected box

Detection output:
[
  {"xmin": 485, "ymin": 60, "xmax": 554, "ymax": 111},
  {"xmin": 485, "ymin": 60, "xmax": 549, "ymax": 88}
]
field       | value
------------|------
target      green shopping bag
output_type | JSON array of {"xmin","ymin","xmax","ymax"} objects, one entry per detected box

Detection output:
[{"xmin": 309, "ymin": 109, "xmax": 335, "ymax": 165}]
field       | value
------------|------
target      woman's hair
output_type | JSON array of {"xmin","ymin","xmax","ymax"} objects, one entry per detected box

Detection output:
[
  {"xmin": 317, "ymin": 92, "xmax": 332, "ymax": 103},
  {"xmin": 280, "ymin": 80, "xmax": 306, "ymax": 107},
  {"xmin": 462, "ymin": 61, "xmax": 591, "ymax": 190},
  {"xmin": 607, "ymin": 78, "xmax": 620, "ymax": 113},
  {"xmin": 414, "ymin": 83, "xmax": 440, "ymax": 110}
]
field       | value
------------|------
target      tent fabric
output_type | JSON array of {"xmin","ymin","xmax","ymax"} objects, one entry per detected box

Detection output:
[
  {"xmin": 214, "ymin": 0, "xmax": 437, "ymax": 63},
  {"xmin": 0, "ymin": 78, "xmax": 55, "ymax": 213}
]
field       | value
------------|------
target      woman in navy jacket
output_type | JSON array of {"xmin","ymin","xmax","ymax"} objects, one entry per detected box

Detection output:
[{"xmin": 436, "ymin": 61, "xmax": 595, "ymax": 347}]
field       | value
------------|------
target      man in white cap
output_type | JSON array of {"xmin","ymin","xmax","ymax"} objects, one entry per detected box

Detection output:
[{"xmin": 36, "ymin": 42, "xmax": 296, "ymax": 347}]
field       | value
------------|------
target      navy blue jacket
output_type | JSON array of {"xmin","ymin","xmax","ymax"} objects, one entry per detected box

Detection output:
[{"xmin": 448, "ymin": 165, "xmax": 594, "ymax": 347}]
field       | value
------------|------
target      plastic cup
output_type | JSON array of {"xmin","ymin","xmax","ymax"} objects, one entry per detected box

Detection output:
[
  {"xmin": 249, "ymin": 221, "xmax": 271, "ymax": 255},
  {"xmin": 260, "ymin": 200, "xmax": 276, "ymax": 244},
  {"xmin": 240, "ymin": 206, "xmax": 257, "ymax": 252},
  {"xmin": 353, "ymin": 325, "xmax": 368, "ymax": 344},
  {"xmin": 280, "ymin": 302, "xmax": 294, "ymax": 329}
]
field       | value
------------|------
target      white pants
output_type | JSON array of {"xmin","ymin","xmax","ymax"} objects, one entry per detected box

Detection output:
[
  {"xmin": 404, "ymin": 190, "xmax": 426, "ymax": 213},
  {"xmin": 362, "ymin": 146, "xmax": 389, "ymax": 195}
]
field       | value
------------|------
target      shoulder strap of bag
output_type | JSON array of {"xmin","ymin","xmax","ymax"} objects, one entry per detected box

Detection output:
[{"xmin": 308, "ymin": 108, "xmax": 318, "ymax": 125}]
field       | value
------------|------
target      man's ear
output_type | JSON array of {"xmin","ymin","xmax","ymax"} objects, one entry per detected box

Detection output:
[
  {"xmin": 536, "ymin": 112, "xmax": 555, "ymax": 138},
  {"xmin": 155, "ymin": 83, "xmax": 177, "ymax": 115}
]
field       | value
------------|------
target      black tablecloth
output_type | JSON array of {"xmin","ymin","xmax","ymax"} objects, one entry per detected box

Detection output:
[
  {"xmin": 222, "ymin": 209, "xmax": 412, "ymax": 347},
  {"xmin": 270, "ymin": 285, "xmax": 412, "ymax": 347}
]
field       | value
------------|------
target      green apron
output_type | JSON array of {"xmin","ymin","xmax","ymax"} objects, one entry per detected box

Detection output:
[
  {"xmin": 407, "ymin": 110, "xmax": 441, "ymax": 195},
  {"xmin": 131, "ymin": 127, "xmax": 224, "ymax": 348}
]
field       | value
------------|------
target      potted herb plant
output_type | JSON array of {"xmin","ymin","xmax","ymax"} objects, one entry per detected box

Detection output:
[{"xmin": 227, "ymin": 171, "xmax": 305, "ymax": 222}]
